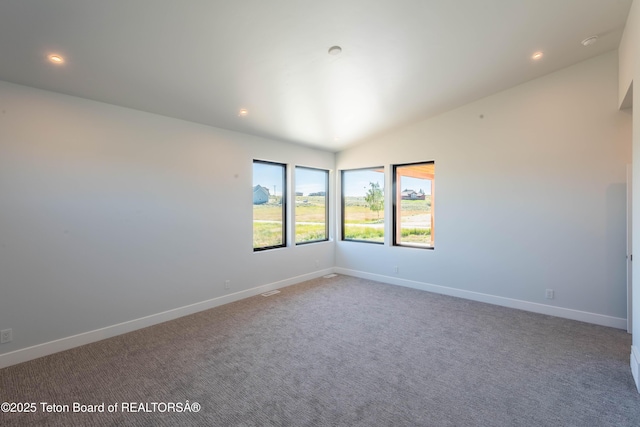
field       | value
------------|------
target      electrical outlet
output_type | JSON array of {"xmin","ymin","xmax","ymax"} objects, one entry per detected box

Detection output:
[
  {"xmin": 1, "ymin": 328, "xmax": 13, "ymax": 344},
  {"xmin": 315, "ymin": 260, "xmax": 320, "ymax": 268},
  {"xmin": 393, "ymin": 266, "xmax": 399, "ymax": 274},
  {"xmin": 545, "ymin": 289, "xmax": 554, "ymax": 300},
  {"xmin": 224, "ymin": 280, "xmax": 230, "ymax": 290}
]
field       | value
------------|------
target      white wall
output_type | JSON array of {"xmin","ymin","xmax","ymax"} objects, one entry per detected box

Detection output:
[
  {"xmin": 619, "ymin": 0, "xmax": 637, "ymax": 110},
  {"xmin": 336, "ymin": 51, "xmax": 631, "ymax": 327},
  {"xmin": 619, "ymin": 0, "xmax": 640, "ymax": 391},
  {"xmin": 0, "ymin": 81, "xmax": 335, "ymax": 365}
]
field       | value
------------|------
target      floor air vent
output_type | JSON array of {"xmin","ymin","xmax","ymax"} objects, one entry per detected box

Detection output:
[{"xmin": 261, "ymin": 290, "xmax": 281, "ymax": 297}]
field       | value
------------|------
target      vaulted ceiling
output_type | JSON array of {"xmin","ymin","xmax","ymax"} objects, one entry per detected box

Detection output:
[{"xmin": 0, "ymin": 1, "xmax": 632, "ymax": 151}]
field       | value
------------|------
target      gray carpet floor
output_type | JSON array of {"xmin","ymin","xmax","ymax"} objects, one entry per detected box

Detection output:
[{"xmin": 1, "ymin": 274, "xmax": 639, "ymax": 426}]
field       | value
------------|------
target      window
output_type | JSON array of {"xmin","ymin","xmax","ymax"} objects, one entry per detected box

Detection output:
[
  {"xmin": 341, "ymin": 167, "xmax": 385, "ymax": 244},
  {"xmin": 295, "ymin": 167, "xmax": 329, "ymax": 244},
  {"xmin": 253, "ymin": 160, "xmax": 286, "ymax": 251},
  {"xmin": 393, "ymin": 162, "xmax": 434, "ymax": 248}
]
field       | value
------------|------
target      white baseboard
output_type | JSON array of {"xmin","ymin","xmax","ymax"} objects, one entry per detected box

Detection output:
[
  {"xmin": 0, "ymin": 269, "xmax": 333, "ymax": 369},
  {"xmin": 335, "ymin": 268, "xmax": 628, "ymax": 330},
  {"xmin": 631, "ymin": 346, "xmax": 640, "ymax": 392},
  {"xmin": 1, "ymin": 267, "xmax": 628, "ymax": 370}
]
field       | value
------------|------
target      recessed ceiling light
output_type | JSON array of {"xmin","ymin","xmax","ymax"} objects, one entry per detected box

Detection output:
[
  {"xmin": 238, "ymin": 108, "xmax": 248, "ymax": 117},
  {"xmin": 328, "ymin": 46, "xmax": 342, "ymax": 56},
  {"xmin": 581, "ymin": 36, "xmax": 598, "ymax": 47},
  {"xmin": 48, "ymin": 54, "xmax": 64, "ymax": 64},
  {"xmin": 531, "ymin": 51, "xmax": 543, "ymax": 60}
]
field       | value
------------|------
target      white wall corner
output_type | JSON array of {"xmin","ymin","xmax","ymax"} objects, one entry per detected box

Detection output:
[{"xmin": 631, "ymin": 346, "xmax": 640, "ymax": 393}]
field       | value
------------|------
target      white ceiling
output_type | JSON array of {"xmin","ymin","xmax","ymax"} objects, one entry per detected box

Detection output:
[{"xmin": 0, "ymin": 0, "xmax": 632, "ymax": 152}]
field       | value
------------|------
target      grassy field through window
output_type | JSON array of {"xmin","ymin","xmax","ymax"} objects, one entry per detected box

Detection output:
[
  {"xmin": 253, "ymin": 198, "xmax": 285, "ymax": 249},
  {"xmin": 295, "ymin": 196, "xmax": 327, "ymax": 243},
  {"xmin": 253, "ymin": 160, "xmax": 285, "ymax": 250},
  {"xmin": 394, "ymin": 162, "xmax": 434, "ymax": 248},
  {"xmin": 397, "ymin": 198, "xmax": 432, "ymax": 245},
  {"xmin": 295, "ymin": 167, "xmax": 328, "ymax": 244},
  {"xmin": 341, "ymin": 167, "xmax": 385, "ymax": 243},
  {"xmin": 342, "ymin": 197, "xmax": 385, "ymax": 242}
]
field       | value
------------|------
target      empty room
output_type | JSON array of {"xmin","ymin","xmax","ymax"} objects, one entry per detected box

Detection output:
[{"xmin": 2, "ymin": 1, "xmax": 640, "ymax": 425}]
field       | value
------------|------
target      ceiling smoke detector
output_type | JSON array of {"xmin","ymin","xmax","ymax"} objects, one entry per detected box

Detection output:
[
  {"xmin": 581, "ymin": 36, "xmax": 598, "ymax": 46},
  {"xmin": 328, "ymin": 46, "xmax": 342, "ymax": 55}
]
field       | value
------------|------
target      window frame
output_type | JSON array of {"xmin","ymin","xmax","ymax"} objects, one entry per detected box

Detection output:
[
  {"xmin": 295, "ymin": 166, "xmax": 329, "ymax": 245},
  {"xmin": 253, "ymin": 159, "xmax": 287, "ymax": 252},
  {"xmin": 392, "ymin": 161, "xmax": 435, "ymax": 249},
  {"xmin": 341, "ymin": 166, "xmax": 385, "ymax": 245}
]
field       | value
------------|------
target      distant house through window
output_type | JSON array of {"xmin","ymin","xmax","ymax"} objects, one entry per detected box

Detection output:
[
  {"xmin": 295, "ymin": 166, "xmax": 329, "ymax": 244},
  {"xmin": 341, "ymin": 167, "xmax": 385, "ymax": 244},
  {"xmin": 253, "ymin": 185, "xmax": 270, "ymax": 205},
  {"xmin": 393, "ymin": 161, "xmax": 434, "ymax": 248},
  {"xmin": 253, "ymin": 160, "xmax": 286, "ymax": 251}
]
